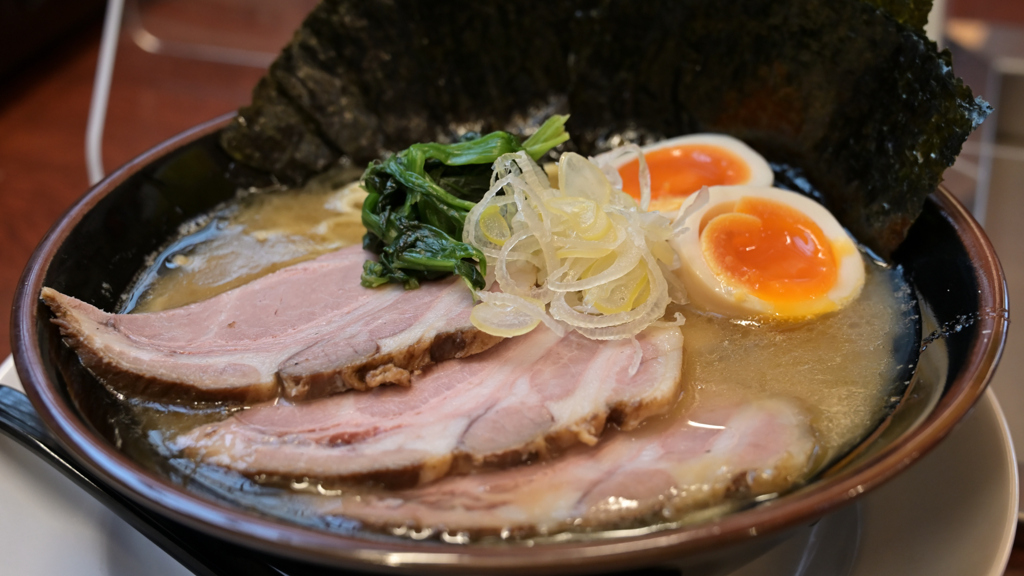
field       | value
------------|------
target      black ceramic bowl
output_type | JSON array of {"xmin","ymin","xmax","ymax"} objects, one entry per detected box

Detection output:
[{"xmin": 7, "ymin": 113, "xmax": 1009, "ymax": 575}]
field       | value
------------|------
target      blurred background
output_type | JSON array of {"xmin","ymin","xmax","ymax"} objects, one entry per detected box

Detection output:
[{"xmin": 0, "ymin": 0, "xmax": 1022, "ymax": 571}]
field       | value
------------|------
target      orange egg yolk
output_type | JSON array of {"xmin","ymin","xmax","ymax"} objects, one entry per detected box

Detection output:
[
  {"xmin": 700, "ymin": 197, "xmax": 837, "ymax": 304},
  {"xmin": 618, "ymin": 144, "xmax": 751, "ymax": 204}
]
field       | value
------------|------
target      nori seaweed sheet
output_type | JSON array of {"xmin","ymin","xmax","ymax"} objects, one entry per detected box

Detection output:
[
  {"xmin": 220, "ymin": 0, "xmax": 989, "ymax": 258},
  {"xmin": 863, "ymin": 0, "xmax": 933, "ymax": 31}
]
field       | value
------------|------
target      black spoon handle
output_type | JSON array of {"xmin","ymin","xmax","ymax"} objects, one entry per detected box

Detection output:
[{"xmin": 0, "ymin": 384, "xmax": 288, "ymax": 576}]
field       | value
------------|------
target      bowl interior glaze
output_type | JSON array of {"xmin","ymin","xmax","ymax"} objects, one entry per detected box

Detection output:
[{"xmin": 10, "ymin": 115, "xmax": 1009, "ymax": 574}]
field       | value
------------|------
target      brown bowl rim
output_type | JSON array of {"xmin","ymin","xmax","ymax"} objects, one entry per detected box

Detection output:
[{"xmin": 10, "ymin": 114, "xmax": 1010, "ymax": 573}]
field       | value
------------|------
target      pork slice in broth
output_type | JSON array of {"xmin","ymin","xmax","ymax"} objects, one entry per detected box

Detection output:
[
  {"xmin": 309, "ymin": 398, "xmax": 815, "ymax": 536},
  {"xmin": 174, "ymin": 326, "xmax": 684, "ymax": 488},
  {"xmin": 41, "ymin": 245, "xmax": 501, "ymax": 404}
]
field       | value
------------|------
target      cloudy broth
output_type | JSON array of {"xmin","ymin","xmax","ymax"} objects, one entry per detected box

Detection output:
[{"xmin": 117, "ymin": 174, "xmax": 918, "ymax": 537}]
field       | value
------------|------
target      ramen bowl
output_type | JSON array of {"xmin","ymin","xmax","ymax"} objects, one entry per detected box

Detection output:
[
  {"xmin": 7, "ymin": 0, "xmax": 1011, "ymax": 570},
  {"xmin": 6, "ymin": 110, "xmax": 1008, "ymax": 574}
]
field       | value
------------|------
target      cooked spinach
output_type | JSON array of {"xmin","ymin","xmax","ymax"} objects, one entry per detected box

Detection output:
[{"xmin": 360, "ymin": 115, "xmax": 569, "ymax": 289}]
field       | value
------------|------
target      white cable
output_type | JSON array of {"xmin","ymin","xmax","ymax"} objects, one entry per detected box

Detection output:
[{"xmin": 86, "ymin": 0, "xmax": 125, "ymax": 186}]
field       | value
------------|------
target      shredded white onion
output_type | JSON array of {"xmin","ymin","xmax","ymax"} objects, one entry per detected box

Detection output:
[
  {"xmin": 593, "ymin": 144, "xmax": 651, "ymax": 211},
  {"xmin": 463, "ymin": 150, "xmax": 687, "ymax": 341},
  {"xmin": 672, "ymin": 185, "xmax": 710, "ymax": 234},
  {"xmin": 628, "ymin": 336, "xmax": 643, "ymax": 376},
  {"xmin": 477, "ymin": 292, "xmax": 569, "ymax": 337}
]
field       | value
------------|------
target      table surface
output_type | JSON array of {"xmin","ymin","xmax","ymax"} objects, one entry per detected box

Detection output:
[{"xmin": 1, "ymin": 2, "xmax": 1022, "ymax": 574}]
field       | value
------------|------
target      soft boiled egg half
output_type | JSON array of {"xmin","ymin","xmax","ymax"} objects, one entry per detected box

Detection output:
[
  {"xmin": 615, "ymin": 134, "xmax": 775, "ymax": 213},
  {"xmin": 671, "ymin": 185, "xmax": 866, "ymax": 320}
]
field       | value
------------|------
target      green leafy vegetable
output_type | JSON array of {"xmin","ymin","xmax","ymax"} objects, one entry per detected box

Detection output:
[{"xmin": 360, "ymin": 115, "xmax": 569, "ymax": 289}]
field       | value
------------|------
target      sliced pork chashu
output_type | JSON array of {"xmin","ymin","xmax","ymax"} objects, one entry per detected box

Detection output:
[
  {"xmin": 175, "ymin": 326, "xmax": 684, "ymax": 488},
  {"xmin": 315, "ymin": 398, "xmax": 816, "ymax": 536},
  {"xmin": 42, "ymin": 245, "xmax": 501, "ymax": 404}
]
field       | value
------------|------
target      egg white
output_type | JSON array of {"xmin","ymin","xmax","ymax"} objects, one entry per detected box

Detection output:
[{"xmin": 670, "ymin": 185, "xmax": 865, "ymax": 320}]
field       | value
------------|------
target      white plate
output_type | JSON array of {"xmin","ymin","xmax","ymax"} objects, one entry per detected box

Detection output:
[{"xmin": 0, "ymin": 355, "xmax": 1016, "ymax": 575}]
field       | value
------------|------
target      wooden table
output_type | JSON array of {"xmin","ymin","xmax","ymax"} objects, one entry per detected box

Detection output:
[
  {"xmin": 0, "ymin": 2, "xmax": 1020, "ymax": 574},
  {"xmin": 0, "ymin": 22, "xmax": 261, "ymax": 360}
]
